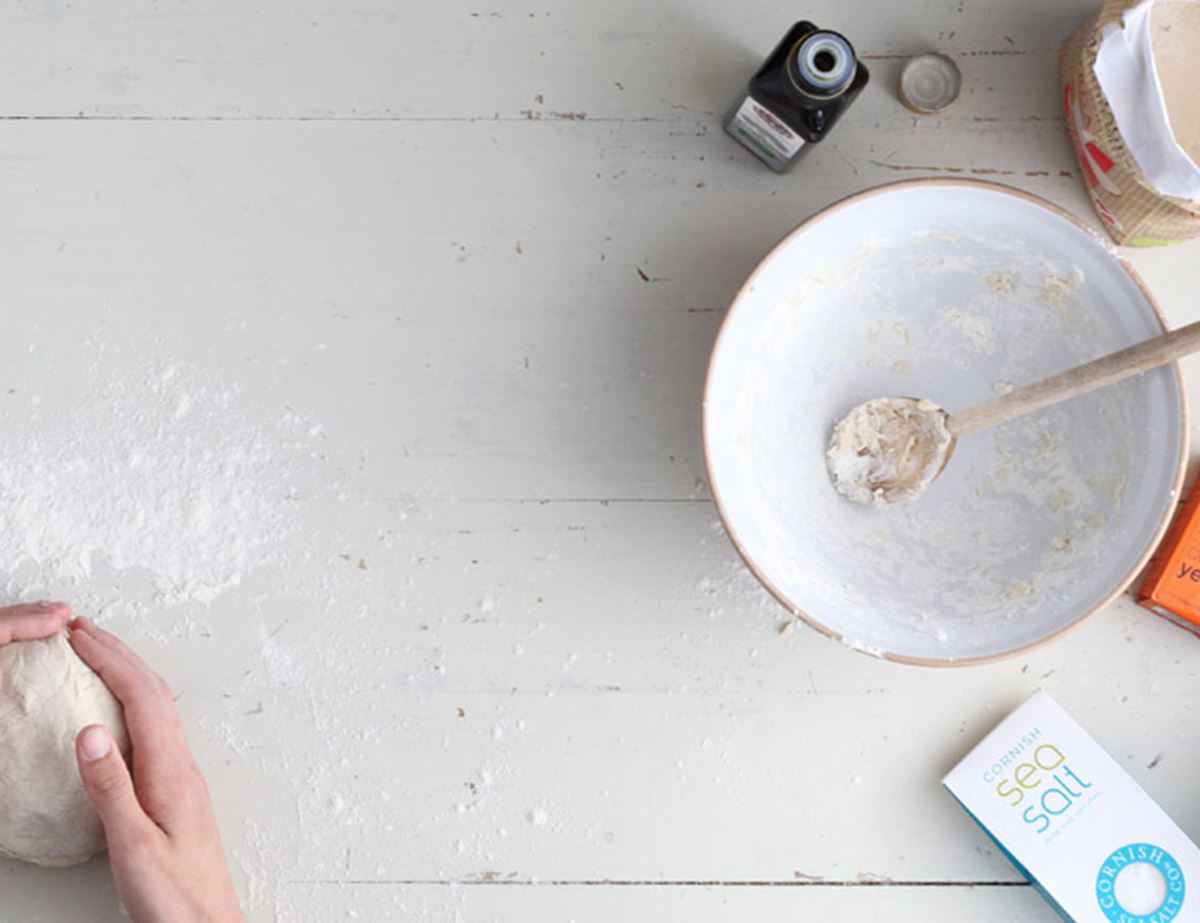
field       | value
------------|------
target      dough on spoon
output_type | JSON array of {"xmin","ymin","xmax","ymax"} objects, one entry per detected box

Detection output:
[
  {"xmin": 826, "ymin": 396, "xmax": 952, "ymax": 507},
  {"xmin": 0, "ymin": 632, "xmax": 127, "ymax": 867}
]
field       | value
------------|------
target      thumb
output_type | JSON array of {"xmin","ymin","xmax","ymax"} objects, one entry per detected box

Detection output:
[{"xmin": 75, "ymin": 724, "xmax": 149, "ymax": 848}]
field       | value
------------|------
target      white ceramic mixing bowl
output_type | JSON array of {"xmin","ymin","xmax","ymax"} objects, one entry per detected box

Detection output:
[{"xmin": 703, "ymin": 179, "xmax": 1187, "ymax": 665}]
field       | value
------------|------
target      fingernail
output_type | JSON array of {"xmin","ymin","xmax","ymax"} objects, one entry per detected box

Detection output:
[
  {"xmin": 34, "ymin": 600, "xmax": 60, "ymax": 612},
  {"xmin": 79, "ymin": 726, "xmax": 112, "ymax": 762}
]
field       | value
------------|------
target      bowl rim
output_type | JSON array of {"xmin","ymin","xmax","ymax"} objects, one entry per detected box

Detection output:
[{"xmin": 701, "ymin": 177, "xmax": 1190, "ymax": 667}]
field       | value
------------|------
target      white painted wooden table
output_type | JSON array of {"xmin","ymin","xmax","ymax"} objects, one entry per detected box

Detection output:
[{"xmin": 2, "ymin": 2, "xmax": 1199, "ymax": 920}]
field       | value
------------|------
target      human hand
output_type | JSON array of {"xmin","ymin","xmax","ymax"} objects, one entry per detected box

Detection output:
[
  {"xmin": 0, "ymin": 599, "xmax": 72, "ymax": 696},
  {"xmin": 69, "ymin": 617, "xmax": 245, "ymax": 923},
  {"xmin": 0, "ymin": 600, "xmax": 72, "ymax": 693},
  {"xmin": 0, "ymin": 600, "xmax": 71, "ymax": 647}
]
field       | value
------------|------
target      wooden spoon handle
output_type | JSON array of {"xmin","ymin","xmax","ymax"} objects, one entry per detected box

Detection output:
[{"xmin": 947, "ymin": 319, "xmax": 1200, "ymax": 438}]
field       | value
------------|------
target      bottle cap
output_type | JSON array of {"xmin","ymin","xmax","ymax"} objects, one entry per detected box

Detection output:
[
  {"xmin": 792, "ymin": 31, "xmax": 857, "ymax": 97},
  {"xmin": 899, "ymin": 53, "xmax": 962, "ymax": 114}
]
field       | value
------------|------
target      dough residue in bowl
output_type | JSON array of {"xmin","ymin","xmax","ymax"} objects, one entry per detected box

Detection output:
[{"xmin": 826, "ymin": 396, "xmax": 952, "ymax": 508}]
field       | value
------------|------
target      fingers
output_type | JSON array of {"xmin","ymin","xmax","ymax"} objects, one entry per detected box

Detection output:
[
  {"xmin": 68, "ymin": 619, "xmax": 197, "ymax": 833},
  {"xmin": 0, "ymin": 600, "xmax": 72, "ymax": 645},
  {"xmin": 69, "ymin": 620, "xmax": 184, "ymax": 744},
  {"xmin": 75, "ymin": 724, "xmax": 161, "ymax": 854},
  {"xmin": 70, "ymin": 618, "xmax": 161, "ymax": 684}
]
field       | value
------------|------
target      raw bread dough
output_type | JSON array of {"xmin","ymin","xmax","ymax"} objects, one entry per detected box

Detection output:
[{"xmin": 0, "ymin": 632, "xmax": 127, "ymax": 867}]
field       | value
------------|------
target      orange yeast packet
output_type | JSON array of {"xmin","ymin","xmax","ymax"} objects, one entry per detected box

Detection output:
[{"xmin": 1139, "ymin": 482, "xmax": 1200, "ymax": 633}]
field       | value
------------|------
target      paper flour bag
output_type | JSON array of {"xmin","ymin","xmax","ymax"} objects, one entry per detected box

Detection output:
[{"xmin": 1061, "ymin": 0, "xmax": 1200, "ymax": 245}]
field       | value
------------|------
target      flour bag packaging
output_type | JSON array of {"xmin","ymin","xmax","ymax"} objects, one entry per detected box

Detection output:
[
  {"xmin": 944, "ymin": 691, "xmax": 1200, "ymax": 922},
  {"xmin": 1061, "ymin": 0, "xmax": 1200, "ymax": 245}
]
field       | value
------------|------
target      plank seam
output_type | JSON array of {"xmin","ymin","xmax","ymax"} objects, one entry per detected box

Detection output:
[{"xmin": 284, "ymin": 879, "xmax": 1030, "ymax": 888}]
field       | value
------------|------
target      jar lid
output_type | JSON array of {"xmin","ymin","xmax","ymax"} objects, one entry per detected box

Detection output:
[{"xmin": 899, "ymin": 53, "xmax": 962, "ymax": 114}]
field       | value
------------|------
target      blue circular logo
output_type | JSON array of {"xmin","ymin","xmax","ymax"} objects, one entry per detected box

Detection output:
[{"xmin": 1096, "ymin": 843, "xmax": 1186, "ymax": 922}]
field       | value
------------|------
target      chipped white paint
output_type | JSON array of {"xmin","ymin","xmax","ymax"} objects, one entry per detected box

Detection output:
[{"xmin": 2, "ymin": 1, "xmax": 1200, "ymax": 921}]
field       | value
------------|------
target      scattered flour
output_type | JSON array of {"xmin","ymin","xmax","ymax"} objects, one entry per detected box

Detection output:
[{"xmin": 0, "ymin": 354, "xmax": 321, "ymax": 611}]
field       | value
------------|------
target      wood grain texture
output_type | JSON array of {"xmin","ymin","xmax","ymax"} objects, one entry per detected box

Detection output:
[{"xmin": 2, "ymin": 1, "xmax": 1200, "ymax": 921}]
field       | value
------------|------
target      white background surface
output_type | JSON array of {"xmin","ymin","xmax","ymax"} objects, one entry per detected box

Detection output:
[{"xmin": 1, "ymin": 1, "xmax": 1199, "ymax": 921}]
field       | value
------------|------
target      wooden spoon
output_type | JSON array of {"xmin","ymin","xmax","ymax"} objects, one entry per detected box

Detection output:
[{"xmin": 828, "ymin": 319, "xmax": 1200, "ymax": 507}]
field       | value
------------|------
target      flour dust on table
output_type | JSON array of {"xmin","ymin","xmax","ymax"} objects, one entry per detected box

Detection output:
[
  {"xmin": 0, "ymin": 334, "xmax": 329, "ymax": 628},
  {"xmin": 0, "ymin": 326, "xmax": 434, "ymax": 915}
]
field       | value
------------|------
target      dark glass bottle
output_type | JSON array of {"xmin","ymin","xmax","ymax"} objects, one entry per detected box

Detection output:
[{"xmin": 724, "ymin": 21, "xmax": 870, "ymax": 173}]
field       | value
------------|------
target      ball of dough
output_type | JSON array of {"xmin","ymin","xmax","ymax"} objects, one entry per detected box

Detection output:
[{"xmin": 0, "ymin": 632, "xmax": 128, "ymax": 867}]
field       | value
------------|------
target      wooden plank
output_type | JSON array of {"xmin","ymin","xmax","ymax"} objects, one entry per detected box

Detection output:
[
  {"xmin": 0, "ymin": 0, "xmax": 1098, "ymax": 122},
  {"xmin": 282, "ymin": 881, "xmax": 1060, "ymax": 922},
  {"xmin": 0, "ymin": 117, "xmax": 1147, "ymax": 512},
  {"xmin": 0, "ymin": 870, "xmax": 1058, "ymax": 923},
  {"xmin": 80, "ymin": 500, "xmax": 1197, "ymax": 905}
]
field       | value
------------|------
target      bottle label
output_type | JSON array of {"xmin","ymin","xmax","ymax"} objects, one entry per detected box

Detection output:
[{"xmin": 728, "ymin": 95, "xmax": 805, "ymax": 162}]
